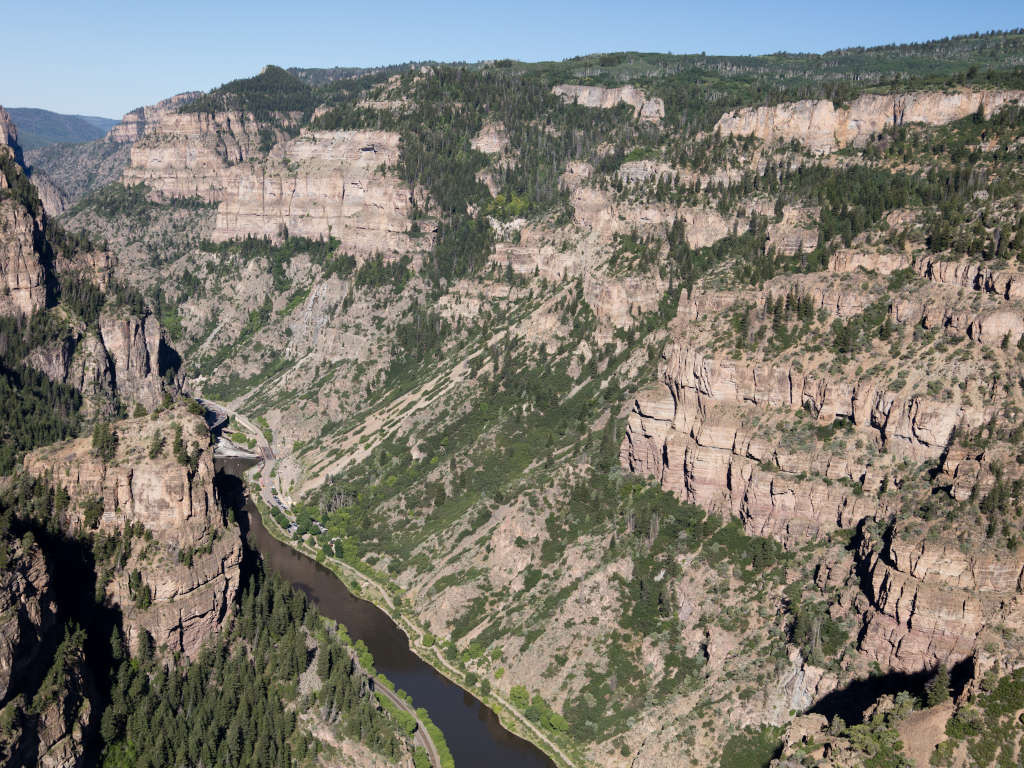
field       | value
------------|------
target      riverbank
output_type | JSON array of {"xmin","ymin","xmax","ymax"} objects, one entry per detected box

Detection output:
[
  {"xmin": 247, "ymin": 489, "xmax": 581, "ymax": 768},
  {"xmin": 211, "ymin": 398, "xmax": 581, "ymax": 767}
]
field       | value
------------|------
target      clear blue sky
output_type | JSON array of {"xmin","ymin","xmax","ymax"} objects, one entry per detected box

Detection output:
[{"xmin": 2, "ymin": 0, "xmax": 1021, "ymax": 118}]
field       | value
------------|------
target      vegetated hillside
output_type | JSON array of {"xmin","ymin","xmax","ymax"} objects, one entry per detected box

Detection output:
[
  {"xmin": 24, "ymin": 138, "xmax": 130, "ymax": 211},
  {"xmin": 5, "ymin": 108, "xmax": 117, "ymax": 150},
  {"xmin": 52, "ymin": 28, "xmax": 1024, "ymax": 768},
  {"xmin": 0, "ymin": 108, "xmax": 436, "ymax": 768}
]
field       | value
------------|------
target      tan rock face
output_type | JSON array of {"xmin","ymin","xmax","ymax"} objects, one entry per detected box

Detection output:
[
  {"xmin": 586, "ymin": 273, "xmax": 668, "ymax": 330},
  {"xmin": 559, "ymin": 160, "xmax": 593, "ymax": 192},
  {"xmin": 620, "ymin": 343, "xmax": 969, "ymax": 547},
  {"xmin": 552, "ymin": 84, "xmax": 665, "ymax": 121},
  {"xmin": 24, "ymin": 408, "xmax": 242, "ymax": 658},
  {"xmin": 0, "ymin": 106, "xmax": 18, "ymax": 153},
  {"xmin": 29, "ymin": 171, "xmax": 70, "ymax": 217},
  {"xmin": 0, "ymin": 188, "xmax": 47, "ymax": 317},
  {"xmin": 570, "ymin": 186, "xmax": 732, "ymax": 249},
  {"xmin": 25, "ymin": 309, "xmax": 182, "ymax": 415},
  {"xmin": 0, "ymin": 140, "xmax": 47, "ymax": 318},
  {"xmin": 830, "ymin": 248, "xmax": 910, "ymax": 275},
  {"xmin": 716, "ymin": 89, "xmax": 1024, "ymax": 154},
  {"xmin": 27, "ymin": 328, "xmax": 114, "ymax": 410},
  {"xmin": 915, "ymin": 254, "xmax": 1024, "ymax": 301},
  {"xmin": 106, "ymin": 91, "xmax": 201, "ymax": 144},
  {"xmin": 124, "ymin": 110, "xmax": 417, "ymax": 256},
  {"xmin": 858, "ymin": 526, "xmax": 1024, "ymax": 673},
  {"xmin": 123, "ymin": 109, "xmax": 294, "ymax": 195},
  {"xmin": 97, "ymin": 309, "xmax": 181, "ymax": 411},
  {"xmin": 766, "ymin": 208, "xmax": 819, "ymax": 257},
  {"xmin": 471, "ymin": 122, "xmax": 510, "ymax": 155},
  {"xmin": 213, "ymin": 130, "xmax": 414, "ymax": 252}
]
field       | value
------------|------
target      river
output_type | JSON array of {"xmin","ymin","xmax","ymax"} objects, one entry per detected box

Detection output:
[{"xmin": 216, "ymin": 464, "xmax": 556, "ymax": 768}]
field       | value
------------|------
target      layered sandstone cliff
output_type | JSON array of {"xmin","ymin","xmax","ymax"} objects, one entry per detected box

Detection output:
[
  {"xmin": 619, "ymin": 234, "xmax": 1024, "ymax": 688},
  {"xmin": 123, "ymin": 109, "xmax": 417, "ymax": 255},
  {"xmin": 620, "ymin": 342, "xmax": 976, "ymax": 543},
  {"xmin": 105, "ymin": 91, "xmax": 201, "ymax": 144},
  {"xmin": 122, "ymin": 109, "xmax": 295, "ymax": 194},
  {"xmin": 858, "ymin": 523, "xmax": 1024, "ymax": 674},
  {"xmin": 715, "ymin": 88, "xmax": 1024, "ymax": 154},
  {"xmin": 0, "ymin": 167, "xmax": 47, "ymax": 316},
  {"xmin": 24, "ymin": 408, "xmax": 242, "ymax": 657}
]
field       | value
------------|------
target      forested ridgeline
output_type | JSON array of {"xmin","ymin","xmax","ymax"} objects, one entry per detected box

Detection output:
[{"xmin": 188, "ymin": 30, "xmax": 1024, "ymax": 132}]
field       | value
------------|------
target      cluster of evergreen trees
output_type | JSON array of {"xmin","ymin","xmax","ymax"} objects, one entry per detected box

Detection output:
[
  {"xmin": 100, "ymin": 572, "xmax": 407, "ymax": 768},
  {"xmin": 182, "ymin": 65, "xmax": 317, "ymax": 123},
  {"xmin": 0, "ymin": 314, "xmax": 83, "ymax": 474}
]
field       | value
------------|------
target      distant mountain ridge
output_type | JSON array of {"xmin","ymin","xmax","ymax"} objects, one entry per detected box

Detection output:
[{"xmin": 5, "ymin": 107, "xmax": 118, "ymax": 149}]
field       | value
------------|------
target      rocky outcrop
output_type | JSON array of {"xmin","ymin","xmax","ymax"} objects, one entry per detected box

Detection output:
[
  {"xmin": 586, "ymin": 273, "xmax": 668, "ymax": 329},
  {"xmin": 124, "ymin": 110, "xmax": 416, "ymax": 254},
  {"xmin": 471, "ymin": 122, "xmax": 510, "ymax": 155},
  {"xmin": 26, "ymin": 329, "xmax": 113, "ymax": 409},
  {"xmin": 766, "ymin": 210, "xmax": 818, "ymax": 257},
  {"xmin": 0, "ymin": 106, "xmax": 23, "ymax": 164},
  {"xmin": 97, "ymin": 309, "xmax": 182, "ymax": 411},
  {"xmin": 858, "ymin": 526, "xmax": 1024, "ymax": 673},
  {"xmin": 622, "ymin": 339, "xmax": 1020, "ymax": 678},
  {"xmin": 123, "ymin": 109, "xmax": 294, "ymax": 193},
  {"xmin": 28, "ymin": 172, "xmax": 69, "ymax": 217},
  {"xmin": 0, "ymin": 541, "xmax": 56, "ymax": 706},
  {"xmin": 571, "ymin": 186, "xmax": 733, "ymax": 249},
  {"xmin": 0, "ymin": 540, "xmax": 88, "ymax": 768},
  {"xmin": 0, "ymin": 184, "xmax": 47, "ymax": 317},
  {"xmin": 23, "ymin": 408, "xmax": 242, "ymax": 657},
  {"xmin": 829, "ymin": 248, "xmax": 909, "ymax": 274},
  {"xmin": 620, "ymin": 343, "xmax": 976, "ymax": 546},
  {"xmin": 0, "ymin": 143, "xmax": 47, "ymax": 317},
  {"xmin": 716, "ymin": 89, "xmax": 1024, "ymax": 154},
  {"xmin": 26, "ymin": 309, "xmax": 182, "ymax": 414},
  {"xmin": 915, "ymin": 254, "xmax": 1024, "ymax": 301},
  {"xmin": 211, "ymin": 130, "xmax": 414, "ymax": 251},
  {"xmin": 759, "ymin": 272, "xmax": 877, "ymax": 319},
  {"xmin": 552, "ymin": 84, "xmax": 665, "ymax": 121},
  {"xmin": 105, "ymin": 91, "xmax": 201, "ymax": 144}
]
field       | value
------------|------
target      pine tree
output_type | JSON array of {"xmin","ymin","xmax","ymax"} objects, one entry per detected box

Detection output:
[{"xmin": 925, "ymin": 665, "xmax": 951, "ymax": 706}]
